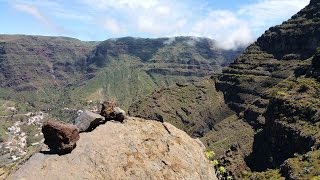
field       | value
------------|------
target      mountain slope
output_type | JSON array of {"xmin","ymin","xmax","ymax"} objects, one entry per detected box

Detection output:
[
  {"xmin": 72, "ymin": 37, "xmax": 242, "ymax": 108},
  {"xmin": 129, "ymin": 78, "xmax": 235, "ymax": 138},
  {"xmin": 0, "ymin": 35, "xmax": 242, "ymax": 116},
  {"xmin": 128, "ymin": 0, "xmax": 320, "ymax": 178},
  {"xmin": 216, "ymin": 2, "xmax": 320, "ymax": 176},
  {"xmin": 0, "ymin": 35, "xmax": 97, "ymax": 114}
]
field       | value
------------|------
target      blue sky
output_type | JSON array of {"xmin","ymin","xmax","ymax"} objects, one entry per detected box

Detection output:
[{"xmin": 0, "ymin": 0, "xmax": 310, "ymax": 49}]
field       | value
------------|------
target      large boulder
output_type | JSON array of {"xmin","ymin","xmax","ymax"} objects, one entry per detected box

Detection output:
[
  {"xmin": 11, "ymin": 117, "xmax": 217, "ymax": 180},
  {"xmin": 74, "ymin": 110, "xmax": 105, "ymax": 132},
  {"xmin": 42, "ymin": 120, "xmax": 80, "ymax": 155}
]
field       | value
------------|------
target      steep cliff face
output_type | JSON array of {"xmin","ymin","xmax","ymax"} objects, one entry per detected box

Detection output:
[
  {"xmin": 128, "ymin": 79, "xmax": 255, "ymax": 178},
  {"xmin": 129, "ymin": 78, "xmax": 234, "ymax": 138},
  {"xmin": 0, "ymin": 35, "xmax": 96, "ymax": 90},
  {"xmin": 69, "ymin": 36, "xmax": 243, "ymax": 109},
  {"xmin": 216, "ymin": 0, "xmax": 320, "ymax": 178},
  {"xmin": 128, "ymin": 0, "xmax": 320, "ymax": 178},
  {"xmin": 216, "ymin": 0, "xmax": 320, "ymax": 119},
  {"xmin": 0, "ymin": 35, "xmax": 242, "ymax": 115},
  {"xmin": 9, "ymin": 117, "xmax": 217, "ymax": 180}
]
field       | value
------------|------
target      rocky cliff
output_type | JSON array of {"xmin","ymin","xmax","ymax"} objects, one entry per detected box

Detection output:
[
  {"xmin": 217, "ymin": 1, "xmax": 320, "ymax": 177},
  {"xmin": 0, "ymin": 35, "xmax": 242, "ymax": 119},
  {"xmin": 9, "ymin": 117, "xmax": 217, "ymax": 180},
  {"xmin": 128, "ymin": 0, "xmax": 320, "ymax": 178},
  {"xmin": 0, "ymin": 35, "xmax": 96, "ymax": 90},
  {"xmin": 129, "ymin": 78, "xmax": 234, "ymax": 138},
  {"xmin": 128, "ymin": 79, "xmax": 255, "ymax": 178},
  {"xmin": 220, "ymin": 0, "xmax": 320, "ymax": 177},
  {"xmin": 74, "ymin": 36, "xmax": 242, "ymax": 109}
]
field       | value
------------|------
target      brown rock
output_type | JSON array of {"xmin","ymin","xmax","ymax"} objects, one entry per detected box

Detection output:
[
  {"xmin": 42, "ymin": 120, "xmax": 80, "ymax": 155},
  {"xmin": 100, "ymin": 100, "xmax": 117, "ymax": 119},
  {"xmin": 11, "ymin": 117, "xmax": 217, "ymax": 180}
]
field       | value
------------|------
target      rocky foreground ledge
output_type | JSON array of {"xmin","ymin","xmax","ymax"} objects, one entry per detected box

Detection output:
[{"xmin": 9, "ymin": 117, "xmax": 217, "ymax": 180}]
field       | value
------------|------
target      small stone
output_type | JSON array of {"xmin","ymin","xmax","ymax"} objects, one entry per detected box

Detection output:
[
  {"xmin": 113, "ymin": 107, "xmax": 126, "ymax": 122},
  {"xmin": 74, "ymin": 110, "xmax": 105, "ymax": 132},
  {"xmin": 100, "ymin": 101, "xmax": 117, "ymax": 119},
  {"xmin": 42, "ymin": 120, "xmax": 80, "ymax": 155}
]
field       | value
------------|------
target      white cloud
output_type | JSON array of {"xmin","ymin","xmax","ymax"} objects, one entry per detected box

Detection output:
[
  {"xmin": 154, "ymin": 5, "xmax": 171, "ymax": 17},
  {"xmin": 12, "ymin": 2, "xmax": 65, "ymax": 33},
  {"xmin": 8, "ymin": 0, "xmax": 311, "ymax": 49},
  {"xmin": 163, "ymin": 37, "xmax": 176, "ymax": 45},
  {"xmin": 13, "ymin": 4, "xmax": 50, "ymax": 27},
  {"xmin": 81, "ymin": 0, "xmax": 160, "ymax": 10},
  {"xmin": 80, "ymin": 0, "xmax": 309, "ymax": 49},
  {"xmin": 191, "ymin": 10, "xmax": 254, "ymax": 49},
  {"xmin": 238, "ymin": 0, "xmax": 310, "ymax": 33},
  {"xmin": 102, "ymin": 18, "xmax": 123, "ymax": 35},
  {"xmin": 53, "ymin": 11, "xmax": 93, "ymax": 21}
]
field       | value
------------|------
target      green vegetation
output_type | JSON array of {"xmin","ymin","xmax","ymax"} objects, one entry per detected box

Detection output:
[
  {"xmin": 281, "ymin": 150, "xmax": 320, "ymax": 179},
  {"xmin": 0, "ymin": 35, "xmax": 241, "ymax": 121},
  {"xmin": 205, "ymin": 150, "xmax": 215, "ymax": 160},
  {"xmin": 69, "ymin": 56, "xmax": 157, "ymax": 109},
  {"xmin": 205, "ymin": 149, "xmax": 234, "ymax": 179},
  {"xmin": 242, "ymin": 169, "xmax": 284, "ymax": 180}
]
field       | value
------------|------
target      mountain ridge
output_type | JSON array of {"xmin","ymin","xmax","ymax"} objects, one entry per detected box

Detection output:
[
  {"xmin": 0, "ymin": 35, "xmax": 242, "ymax": 117},
  {"xmin": 129, "ymin": 0, "xmax": 320, "ymax": 178}
]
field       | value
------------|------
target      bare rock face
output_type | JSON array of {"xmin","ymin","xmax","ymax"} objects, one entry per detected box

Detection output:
[
  {"xmin": 42, "ymin": 120, "xmax": 80, "ymax": 155},
  {"xmin": 11, "ymin": 117, "xmax": 217, "ymax": 180},
  {"xmin": 74, "ymin": 110, "xmax": 105, "ymax": 132}
]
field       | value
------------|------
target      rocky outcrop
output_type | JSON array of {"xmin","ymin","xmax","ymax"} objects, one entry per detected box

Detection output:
[
  {"xmin": 100, "ymin": 101, "xmax": 117, "ymax": 119},
  {"xmin": 100, "ymin": 101, "xmax": 126, "ymax": 122},
  {"xmin": 113, "ymin": 107, "xmax": 126, "ymax": 122},
  {"xmin": 10, "ymin": 117, "xmax": 217, "ymax": 180},
  {"xmin": 128, "ymin": 79, "xmax": 253, "ymax": 178},
  {"xmin": 279, "ymin": 150, "xmax": 320, "ymax": 179},
  {"xmin": 129, "ymin": 0, "xmax": 320, "ymax": 178},
  {"xmin": 220, "ymin": 1, "xmax": 320, "ymax": 177},
  {"xmin": 129, "ymin": 78, "xmax": 234, "ymax": 138},
  {"xmin": 216, "ymin": 0, "xmax": 320, "ymax": 119},
  {"xmin": 74, "ymin": 110, "xmax": 105, "ymax": 132},
  {"xmin": 42, "ymin": 120, "xmax": 80, "ymax": 155},
  {"xmin": 309, "ymin": 49, "xmax": 320, "ymax": 80}
]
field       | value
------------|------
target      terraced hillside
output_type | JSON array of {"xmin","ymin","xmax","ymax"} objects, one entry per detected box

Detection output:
[
  {"xmin": 129, "ymin": 0, "xmax": 320, "ymax": 178},
  {"xmin": 0, "ymin": 35, "xmax": 244, "ymax": 126},
  {"xmin": 71, "ymin": 37, "xmax": 242, "ymax": 108},
  {"xmin": 0, "ymin": 35, "xmax": 242, "ymax": 116},
  {"xmin": 0, "ymin": 35, "xmax": 97, "ymax": 113}
]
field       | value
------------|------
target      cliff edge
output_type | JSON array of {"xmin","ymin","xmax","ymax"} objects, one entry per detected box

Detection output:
[{"xmin": 9, "ymin": 117, "xmax": 217, "ymax": 180}]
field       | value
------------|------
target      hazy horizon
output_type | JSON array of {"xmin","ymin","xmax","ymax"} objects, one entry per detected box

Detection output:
[{"xmin": 0, "ymin": 0, "xmax": 310, "ymax": 49}]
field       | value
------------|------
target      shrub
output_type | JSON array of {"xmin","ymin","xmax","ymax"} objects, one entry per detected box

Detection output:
[
  {"xmin": 218, "ymin": 166, "xmax": 226, "ymax": 174},
  {"xmin": 210, "ymin": 159, "xmax": 219, "ymax": 166},
  {"xmin": 205, "ymin": 150, "xmax": 215, "ymax": 160}
]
